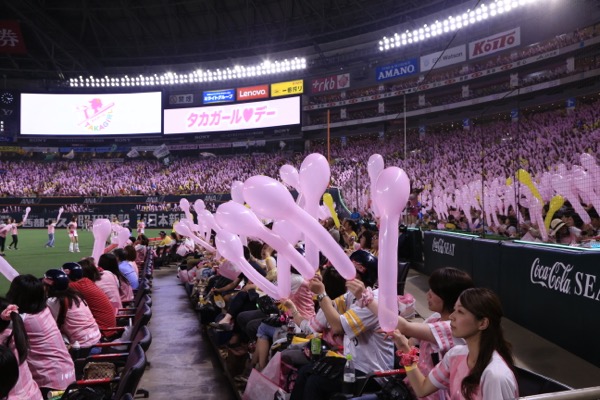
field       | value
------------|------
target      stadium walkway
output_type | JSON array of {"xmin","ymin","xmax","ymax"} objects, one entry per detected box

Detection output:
[
  {"xmin": 139, "ymin": 268, "xmax": 235, "ymax": 399},
  {"xmin": 140, "ymin": 267, "xmax": 600, "ymax": 399}
]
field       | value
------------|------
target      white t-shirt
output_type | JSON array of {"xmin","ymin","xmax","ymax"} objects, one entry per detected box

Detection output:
[{"xmin": 428, "ymin": 345, "xmax": 518, "ymax": 400}]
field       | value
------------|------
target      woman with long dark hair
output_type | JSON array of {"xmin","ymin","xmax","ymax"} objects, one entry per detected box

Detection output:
[
  {"xmin": 394, "ymin": 288, "xmax": 518, "ymax": 400},
  {"xmin": 79, "ymin": 257, "xmax": 122, "ymax": 314},
  {"xmin": 43, "ymin": 269, "xmax": 101, "ymax": 356},
  {"xmin": 6, "ymin": 275, "xmax": 75, "ymax": 398},
  {"xmin": 97, "ymin": 253, "xmax": 134, "ymax": 302},
  {"xmin": 0, "ymin": 297, "xmax": 42, "ymax": 399}
]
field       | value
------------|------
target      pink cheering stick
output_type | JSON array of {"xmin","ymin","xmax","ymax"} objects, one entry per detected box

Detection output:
[
  {"xmin": 193, "ymin": 200, "xmax": 211, "ymax": 242},
  {"xmin": 298, "ymin": 154, "xmax": 331, "ymax": 270},
  {"xmin": 279, "ymin": 164, "xmax": 304, "ymax": 207},
  {"xmin": 92, "ymin": 219, "xmax": 112, "ymax": 263},
  {"xmin": 216, "ymin": 201, "xmax": 314, "ymax": 279},
  {"xmin": 243, "ymin": 175, "xmax": 356, "ymax": 280},
  {"xmin": 372, "ymin": 167, "xmax": 411, "ymax": 332}
]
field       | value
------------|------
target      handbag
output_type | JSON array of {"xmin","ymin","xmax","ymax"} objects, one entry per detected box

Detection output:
[
  {"xmin": 376, "ymin": 376, "xmax": 414, "ymax": 400},
  {"xmin": 82, "ymin": 361, "xmax": 117, "ymax": 380},
  {"xmin": 256, "ymin": 295, "xmax": 280, "ymax": 316}
]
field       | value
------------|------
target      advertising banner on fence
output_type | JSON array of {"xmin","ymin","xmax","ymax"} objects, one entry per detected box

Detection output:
[
  {"xmin": 310, "ymin": 73, "xmax": 351, "ymax": 93},
  {"xmin": 469, "ymin": 27, "xmax": 520, "ymax": 59},
  {"xmin": 375, "ymin": 59, "xmax": 419, "ymax": 81},
  {"xmin": 202, "ymin": 89, "xmax": 236, "ymax": 104},
  {"xmin": 236, "ymin": 85, "xmax": 269, "ymax": 101},
  {"xmin": 270, "ymin": 80, "xmax": 304, "ymax": 97},
  {"xmin": 420, "ymin": 44, "xmax": 466, "ymax": 71}
]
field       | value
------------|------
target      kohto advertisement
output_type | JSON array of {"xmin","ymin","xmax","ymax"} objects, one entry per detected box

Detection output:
[
  {"xmin": 236, "ymin": 85, "xmax": 269, "ymax": 101},
  {"xmin": 270, "ymin": 80, "xmax": 304, "ymax": 97},
  {"xmin": 375, "ymin": 59, "xmax": 419, "ymax": 81},
  {"xmin": 164, "ymin": 96, "xmax": 300, "ymax": 134},
  {"xmin": 469, "ymin": 27, "xmax": 520, "ymax": 59},
  {"xmin": 20, "ymin": 92, "xmax": 162, "ymax": 135},
  {"xmin": 202, "ymin": 89, "xmax": 236, "ymax": 104},
  {"xmin": 420, "ymin": 44, "xmax": 467, "ymax": 71}
]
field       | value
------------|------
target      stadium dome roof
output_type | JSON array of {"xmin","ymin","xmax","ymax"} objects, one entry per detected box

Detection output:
[{"xmin": 0, "ymin": 0, "xmax": 465, "ymax": 81}]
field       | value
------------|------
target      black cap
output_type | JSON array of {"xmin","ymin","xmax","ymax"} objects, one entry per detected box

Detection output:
[
  {"xmin": 62, "ymin": 262, "xmax": 84, "ymax": 281},
  {"xmin": 349, "ymin": 250, "xmax": 378, "ymax": 287},
  {"xmin": 44, "ymin": 269, "xmax": 70, "ymax": 291},
  {"xmin": 159, "ymin": 231, "xmax": 167, "ymax": 236}
]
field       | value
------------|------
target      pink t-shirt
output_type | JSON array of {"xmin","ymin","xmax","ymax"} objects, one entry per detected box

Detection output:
[
  {"xmin": 20, "ymin": 308, "xmax": 76, "ymax": 390},
  {"xmin": 48, "ymin": 223, "xmax": 56, "ymax": 234},
  {"xmin": 95, "ymin": 270, "xmax": 124, "ymax": 314},
  {"xmin": 428, "ymin": 345, "xmax": 518, "ymax": 400},
  {"xmin": 47, "ymin": 297, "xmax": 102, "ymax": 347},
  {"xmin": 0, "ymin": 328, "xmax": 43, "ymax": 400},
  {"xmin": 289, "ymin": 275, "xmax": 316, "ymax": 320},
  {"xmin": 409, "ymin": 314, "xmax": 465, "ymax": 400},
  {"xmin": 11, "ymin": 224, "xmax": 18, "ymax": 235}
]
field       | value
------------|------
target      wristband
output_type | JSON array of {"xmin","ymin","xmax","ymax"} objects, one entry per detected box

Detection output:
[
  {"xmin": 396, "ymin": 346, "xmax": 419, "ymax": 367},
  {"xmin": 404, "ymin": 364, "xmax": 417, "ymax": 372},
  {"xmin": 357, "ymin": 287, "xmax": 374, "ymax": 308}
]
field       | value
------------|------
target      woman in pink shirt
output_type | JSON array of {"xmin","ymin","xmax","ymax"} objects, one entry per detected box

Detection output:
[
  {"xmin": 6, "ymin": 275, "xmax": 76, "ymax": 398},
  {"xmin": 0, "ymin": 298, "xmax": 43, "ymax": 400},
  {"xmin": 7, "ymin": 219, "xmax": 22, "ymax": 251},
  {"xmin": 79, "ymin": 257, "xmax": 123, "ymax": 315},
  {"xmin": 395, "ymin": 288, "xmax": 518, "ymax": 400},
  {"xmin": 45, "ymin": 219, "xmax": 57, "ymax": 248},
  {"xmin": 43, "ymin": 269, "xmax": 102, "ymax": 354}
]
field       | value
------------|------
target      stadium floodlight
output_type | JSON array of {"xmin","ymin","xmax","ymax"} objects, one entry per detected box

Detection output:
[
  {"xmin": 68, "ymin": 57, "xmax": 307, "ymax": 87},
  {"xmin": 378, "ymin": 0, "xmax": 538, "ymax": 52}
]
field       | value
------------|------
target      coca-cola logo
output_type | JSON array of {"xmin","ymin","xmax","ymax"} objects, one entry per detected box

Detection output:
[
  {"xmin": 431, "ymin": 238, "xmax": 455, "ymax": 256},
  {"xmin": 529, "ymin": 257, "xmax": 600, "ymax": 300}
]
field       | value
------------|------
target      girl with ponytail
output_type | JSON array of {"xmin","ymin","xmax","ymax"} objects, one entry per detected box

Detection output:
[{"xmin": 0, "ymin": 297, "xmax": 42, "ymax": 400}]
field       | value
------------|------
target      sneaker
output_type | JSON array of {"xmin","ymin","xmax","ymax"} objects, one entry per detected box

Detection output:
[
  {"xmin": 75, "ymin": 249, "xmax": 80, "ymax": 252},
  {"xmin": 69, "ymin": 250, "xmax": 74, "ymax": 252}
]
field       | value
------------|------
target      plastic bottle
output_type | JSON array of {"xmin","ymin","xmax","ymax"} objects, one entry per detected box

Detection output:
[
  {"xmin": 287, "ymin": 318, "xmax": 296, "ymax": 343},
  {"xmin": 71, "ymin": 340, "xmax": 81, "ymax": 360},
  {"xmin": 343, "ymin": 354, "xmax": 356, "ymax": 395}
]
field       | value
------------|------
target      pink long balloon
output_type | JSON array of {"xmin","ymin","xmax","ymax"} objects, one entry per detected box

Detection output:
[
  {"xmin": 243, "ymin": 176, "xmax": 356, "ymax": 280},
  {"xmin": 23, "ymin": 207, "xmax": 31, "ymax": 223},
  {"xmin": 231, "ymin": 181, "xmax": 245, "ymax": 204},
  {"xmin": 0, "ymin": 255, "xmax": 19, "ymax": 281},
  {"xmin": 368, "ymin": 154, "xmax": 384, "ymax": 218},
  {"xmin": 174, "ymin": 221, "xmax": 216, "ymax": 252},
  {"xmin": 92, "ymin": 219, "xmax": 112, "ymax": 263},
  {"xmin": 215, "ymin": 201, "xmax": 314, "ymax": 279},
  {"xmin": 56, "ymin": 207, "xmax": 64, "ymax": 222},
  {"xmin": 272, "ymin": 220, "xmax": 303, "ymax": 298},
  {"xmin": 373, "ymin": 167, "xmax": 411, "ymax": 332},
  {"xmin": 279, "ymin": 164, "xmax": 301, "ymax": 190},
  {"xmin": 180, "ymin": 198, "xmax": 192, "ymax": 221},
  {"xmin": 215, "ymin": 230, "xmax": 281, "ymax": 299},
  {"xmin": 117, "ymin": 227, "xmax": 131, "ymax": 247},
  {"xmin": 299, "ymin": 154, "xmax": 331, "ymax": 269},
  {"xmin": 218, "ymin": 260, "xmax": 241, "ymax": 281}
]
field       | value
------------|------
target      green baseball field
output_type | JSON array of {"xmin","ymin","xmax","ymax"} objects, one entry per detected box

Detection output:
[{"xmin": 0, "ymin": 228, "xmax": 163, "ymax": 295}]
